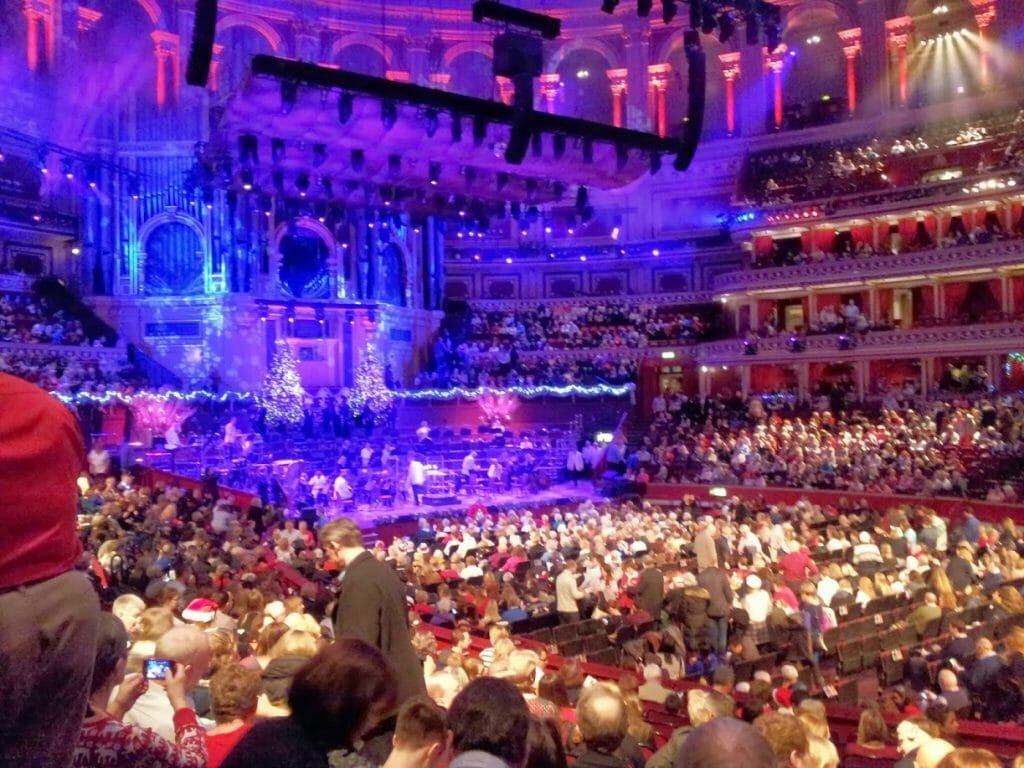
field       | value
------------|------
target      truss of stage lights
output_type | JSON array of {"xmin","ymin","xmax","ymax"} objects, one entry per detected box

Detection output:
[{"xmin": 601, "ymin": 0, "xmax": 784, "ymax": 52}]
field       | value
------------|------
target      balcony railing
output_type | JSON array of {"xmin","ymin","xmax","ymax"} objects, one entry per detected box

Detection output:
[
  {"xmin": 697, "ymin": 319, "xmax": 1024, "ymax": 364},
  {"xmin": 713, "ymin": 239, "xmax": 1024, "ymax": 293}
]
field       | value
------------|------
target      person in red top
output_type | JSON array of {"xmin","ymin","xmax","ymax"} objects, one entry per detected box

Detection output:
[
  {"xmin": 777, "ymin": 539, "xmax": 819, "ymax": 587},
  {"xmin": 74, "ymin": 613, "xmax": 206, "ymax": 768},
  {"xmin": 0, "ymin": 373, "xmax": 101, "ymax": 768},
  {"xmin": 204, "ymin": 663, "xmax": 262, "ymax": 768}
]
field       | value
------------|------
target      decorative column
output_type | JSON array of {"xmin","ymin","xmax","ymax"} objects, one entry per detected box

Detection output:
[
  {"xmin": 739, "ymin": 40, "xmax": 767, "ymax": 136},
  {"xmin": 838, "ymin": 27, "xmax": 862, "ymax": 115},
  {"xmin": 885, "ymin": 17, "xmax": 913, "ymax": 106},
  {"xmin": 740, "ymin": 365, "xmax": 752, "ymax": 398},
  {"xmin": 539, "ymin": 73, "xmax": 560, "ymax": 113},
  {"xmin": 496, "ymin": 76, "xmax": 515, "ymax": 105},
  {"xmin": 293, "ymin": 21, "xmax": 320, "ymax": 61},
  {"xmin": 428, "ymin": 72, "xmax": 451, "ymax": 91},
  {"xmin": 970, "ymin": 0, "xmax": 996, "ymax": 90},
  {"xmin": 764, "ymin": 45, "xmax": 788, "ymax": 130},
  {"xmin": 208, "ymin": 43, "xmax": 224, "ymax": 92},
  {"xmin": 855, "ymin": 360, "xmax": 868, "ymax": 402},
  {"xmin": 405, "ymin": 30, "xmax": 428, "ymax": 86},
  {"xmin": 623, "ymin": 18, "xmax": 652, "ymax": 131},
  {"xmin": 719, "ymin": 53, "xmax": 740, "ymax": 136},
  {"xmin": 151, "ymin": 31, "xmax": 181, "ymax": 107},
  {"xmin": 23, "ymin": 0, "xmax": 55, "ymax": 71},
  {"xmin": 608, "ymin": 68, "xmax": 628, "ymax": 128},
  {"xmin": 647, "ymin": 63, "xmax": 671, "ymax": 137}
]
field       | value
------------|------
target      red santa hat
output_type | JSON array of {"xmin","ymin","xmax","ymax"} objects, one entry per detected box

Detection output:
[{"xmin": 182, "ymin": 597, "xmax": 219, "ymax": 624}]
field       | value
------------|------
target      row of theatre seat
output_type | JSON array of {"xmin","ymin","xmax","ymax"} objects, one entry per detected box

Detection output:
[{"xmin": 418, "ymin": 620, "xmax": 1024, "ymax": 765}]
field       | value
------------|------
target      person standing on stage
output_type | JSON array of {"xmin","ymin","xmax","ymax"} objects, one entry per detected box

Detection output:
[
  {"xmin": 566, "ymin": 444, "xmax": 585, "ymax": 487},
  {"xmin": 407, "ymin": 454, "xmax": 426, "ymax": 506},
  {"xmin": 459, "ymin": 450, "xmax": 477, "ymax": 494}
]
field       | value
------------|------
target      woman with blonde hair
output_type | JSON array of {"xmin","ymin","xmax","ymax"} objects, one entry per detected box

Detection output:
[
  {"xmin": 930, "ymin": 568, "xmax": 959, "ymax": 611},
  {"xmin": 268, "ymin": 629, "xmax": 319, "ymax": 660},
  {"xmin": 937, "ymin": 748, "xmax": 1003, "ymax": 768},
  {"xmin": 855, "ymin": 703, "xmax": 889, "ymax": 749},
  {"xmin": 855, "ymin": 576, "xmax": 877, "ymax": 607}
]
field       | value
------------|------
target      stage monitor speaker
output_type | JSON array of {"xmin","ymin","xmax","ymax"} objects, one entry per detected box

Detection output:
[
  {"xmin": 185, "ymin": 0, "xmax": 218, "ymax": 87},
  {"xmin": 423, "ymin": 493, "xmax": 458, "ymax": 506},
  {"xmin": 674, "ymin": 43, "xmax": 705, "ymax": 172}
]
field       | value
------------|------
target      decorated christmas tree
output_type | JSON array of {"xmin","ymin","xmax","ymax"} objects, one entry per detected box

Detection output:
[
  {"xmin": 261, "ymin": 339, "xmax": 305, "ymax": 428},
  {"xmin": 349, "ymin": 343, "xmax": 394, "ymax": 425}
]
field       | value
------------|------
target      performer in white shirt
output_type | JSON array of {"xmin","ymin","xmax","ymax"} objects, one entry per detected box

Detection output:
[
  {"xmin": 332, "ymin": 473, "xmax": 353, "ymax": 503},
  {"xmin": 407, "ymin": 455, "xmax": 426, "ymax": 506}
]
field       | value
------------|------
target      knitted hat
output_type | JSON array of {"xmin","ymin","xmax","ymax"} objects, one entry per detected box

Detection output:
[
  {"xmin": 0, "ymin": 374, "xmax": 85, "ymax": 589},
  {"xmin": 182, "ymin": 597, "xmax": 219, "ymax": 624}
]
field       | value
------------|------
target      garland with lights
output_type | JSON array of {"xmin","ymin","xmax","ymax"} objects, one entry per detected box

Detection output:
[
  {"xmin": 53, "ymin": 390, "xmax": 257, "ymax": 406},
  {"xmin": 397, "ymin": 382, "xmax": 635, "ymax": 401},
  {"xmin": 349, "ymin": 344, "xmax": 395, "ymax": 425},
  {"xmin": 261, "ymin": 339, "xmax": 306, "ymax": 428}
]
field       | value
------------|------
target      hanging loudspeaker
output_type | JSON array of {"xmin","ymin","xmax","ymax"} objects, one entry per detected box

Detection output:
[
  {"xmin": 185, "ymin": 0, "xmax": 218, "ymax": 87},
  {"xmin": 674, "ymin": 36, "xmax": 705, "ymax": 172}
]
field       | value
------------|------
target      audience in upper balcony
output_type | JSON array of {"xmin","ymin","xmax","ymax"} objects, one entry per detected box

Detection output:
[
  {"xmin": 742, "ymin": 108, "xmax": 1024, "ymax": 207},
  {"xmin": 0, "ymin": 291, "xmax": 92, "ymax": 345}
]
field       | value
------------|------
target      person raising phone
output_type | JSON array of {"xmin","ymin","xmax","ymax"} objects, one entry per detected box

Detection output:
[{"xmin": 74, "ymin": 613, "xmax": 207, "ymax": 768}]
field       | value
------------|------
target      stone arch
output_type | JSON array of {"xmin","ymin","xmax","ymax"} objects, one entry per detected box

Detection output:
[
  {"xmin": 134, "ymin": 0, "xmax": 163, "ymax": 28},
  {"xmin": 273, "ymin": 218, "xmax": 335, "ymax": 299},
  {"xmin": 138, "ymin": 213, "xmax": 209, "ymax": 296},
  {"xmin": 216, "ymin": 14, "xmax": 283, "ymax": 53},
  {"xmin": 546, "ymin": 37, "xmax": 623, "ymax": 74},
  {"xmin": 443, "ymin": 40, "xmax": 493, "ymax": 69},
  {"xmin": 783, "ymin": 0, "xmax": 857, "ymax": 33},
  {"xmin": 328, "ymin": 33, "xmax": 395, "ymax": 67}
]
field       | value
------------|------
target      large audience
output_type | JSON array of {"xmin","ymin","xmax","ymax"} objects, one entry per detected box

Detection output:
[
  {"xmin": 742, "ymin": 109, "xmax": 1024, "ymax": 206},
  {"xmin": 637, "ymin": 391, "xmax": 1024, "ymax": 500},
  {"xmin": 47, "ymin": 449, "xmax": 1024, "ymax": 768}
]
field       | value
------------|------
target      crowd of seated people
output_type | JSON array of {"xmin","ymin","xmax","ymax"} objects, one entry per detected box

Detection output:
[
  {"xmin": 0, "ymin": 347, "xmax": 126, "ymax": 392},
  {"xmin": 414, "ymin": 343, "xmax": 639, "ymax": 390},
  {"xmin": 463, "ymin": 302, "xmax": 719, "ymax": 353},
  {"xmin": 751, "ymin": 221, "xmax": 1020, "ymax": 269},
  {"xmin": 639, "ymin": 391, "xmax": 1024, "ymax": 498},
  {"xmin": 54, "ymin": 454, "xmax": 1024, "ymax": 768},
  {"xmin": 742, "ymin": 109, "xmax": 1024, "ymax": 206},
  {"xmin": 0, "ymin": 290, "xmax": 93, "ymax": 345}
]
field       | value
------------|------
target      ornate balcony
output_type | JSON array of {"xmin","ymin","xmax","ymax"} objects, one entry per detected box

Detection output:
[
  {"xmin": 697, "ymin": 319, "xmax": 1024, "ymax": 365},
  {"xmin": 713, "ymin": 239, "xmax": 1024, "ymax": 293}
]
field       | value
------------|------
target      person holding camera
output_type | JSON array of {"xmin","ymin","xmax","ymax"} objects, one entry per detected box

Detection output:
[{"xmin": 74, "ymin": 613, "xmax": 207, "ymax": 768}]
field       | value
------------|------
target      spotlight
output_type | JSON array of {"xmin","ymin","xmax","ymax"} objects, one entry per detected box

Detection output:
[
  {"xmin": 240, "ymin": 168, "xmax": 253, "ymax": 191},
  {"xmin": 351, "ymin": 149, "xmax": 365, "ymax": 173},
  {"xmin": 271, "ymin": 138, "xmax": 286, "ymax": 164},
  {"xmin": 312, "ymin": 143, "xmax": 327, "ymax": 167},
  {"xmin": 662, "ymin": 0, "xmax": 678, "ymax": 23},
  {"xmin": 71, "ymin": 246, "xmax": 81, "ymax": 255},
  {"xmin": 718, "ymin": 12, "xmax": 735, "ymax": 42},
  {"xmin": 472, "ymin": 114, "xmax": 488, "ymax": 146},
  {"xmin": 280, "ymin": 81, "xmax": 298, "ymax": 114},
  {"xmin": 553, "ymin": 134, "xmax": 567, "ymax": 159},
  {"xmin": 61, "ymin": 159, "xmax": 74, "ymax": 179},
  {"xmin": 239, "ymin": 134, "xmax": 259, "ymax": 165},
  {"xmin": 600, "ymin": 0, "xmax": 619, "ymax": 12},
  {"xmin": 575, "ymin": 185, "xmax": 588, "ymax": 212},
  {"xmin": 615, "ymin": 143, "xmax": 628, "ymax": 171},
  {"xmin": 423, "ymin": 109, "xmax": 439, "ymax": 137},
  {"xmin": 611, "ymin": 226, "xmax": 620, "ymax": 240},
  {"xmin": 338, "ymin": 92, "xmax": 354, "ymax": 123},
  {"xmin": 381, "ymin": 101, "xmax": 397, "ymax": 130},
  {"xmin": 429, "ymin": 162, "xmax": 441, "ymax": 186},
  {"xmin": 296, "ymin": 173, "xmax": 310, "ymax": 196},
  {"xmin": 745, "ymin": 11, "xmax": 759, "ymax": 45},
  {"xmin": 689, "ymin": 0, "xmax": 701, "ymax": 29},
  {"xmin": 637, "ymin": 0, "xmax": 653, "ymax": 16},
  {"xmin": 701, "ymin": 6, "xmax": 716, "ymax": 34}
]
